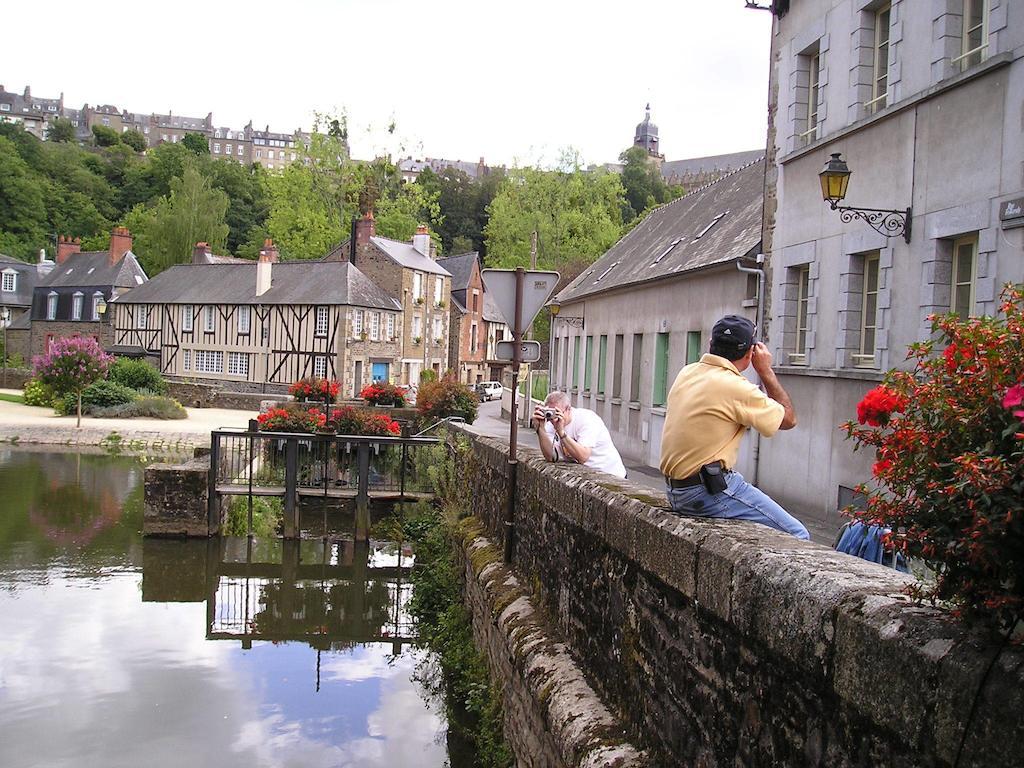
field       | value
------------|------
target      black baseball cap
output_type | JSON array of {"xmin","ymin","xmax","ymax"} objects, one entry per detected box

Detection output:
[{"xmin": 711, "ymin": 315, "xmax": 755, "ymax": 351}]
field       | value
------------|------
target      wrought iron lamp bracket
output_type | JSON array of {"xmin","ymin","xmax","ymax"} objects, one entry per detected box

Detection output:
[
  {"xmin": 558, "ymin": 316, "xmax": 585, "ymax": 329},
  {"xmin": 828, "ymin": 200, "xmax": 912, "ymax": 244}
]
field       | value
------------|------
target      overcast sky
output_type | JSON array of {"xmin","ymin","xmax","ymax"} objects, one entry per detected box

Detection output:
[{"xmin": 3, "ymin": 0, "xmax": 773, "ymax": 168}]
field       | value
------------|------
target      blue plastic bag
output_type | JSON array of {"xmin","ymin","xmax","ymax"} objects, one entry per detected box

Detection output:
[{"xmin": 834, "ymin": 521, "xmax": 910, "ymax": 573}]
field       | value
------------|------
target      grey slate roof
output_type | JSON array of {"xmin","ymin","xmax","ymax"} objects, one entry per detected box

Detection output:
[
  {"xmin": 0, "ymin": 254, "xmax": 41, "ymax": 306},
  {"xmin": 435, "ymin": 252, "xmax": 479, "ymax": 292},
  {"xmin": 660, "ymin": 149, "xmax": 763, "ymax": 182},
  {"xmin": 112, "ymin": 261, "xmax": 401, "ymax": 310},
  {"xmin": 370, "ymin": 237, "xmax": 451, "ymax": 277},
  {"xmin": 41, "ymin": 251, "xmax": 148, "ymax": 290},
  {"xmin": 555, "ymin": 157, "xmax": 764, "ymax": 304}
]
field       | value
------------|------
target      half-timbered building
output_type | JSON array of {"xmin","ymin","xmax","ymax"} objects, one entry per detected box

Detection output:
[{"xmin": 111, "ymin": 247, "xmax": 402, "ymax": 393}]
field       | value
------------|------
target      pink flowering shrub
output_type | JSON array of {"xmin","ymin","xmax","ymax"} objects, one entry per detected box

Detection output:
[{"xmin": 32, "ymin": 337, "xmax": 112, "ymax": 427}]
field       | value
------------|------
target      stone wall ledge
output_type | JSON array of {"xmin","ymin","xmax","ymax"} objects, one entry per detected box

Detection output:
[
  {"xmin": 459, "ymin": 525, "xmax": 648, "ymax": 768},
  {"xmin": 453, "ymin": 426, "xmax": 1024, "ymax": 766}
]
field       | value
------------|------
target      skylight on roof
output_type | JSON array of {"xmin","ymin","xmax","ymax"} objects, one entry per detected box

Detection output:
[
  {"xmin": 693, "ymin": 212, "xmax": 728, "ymax": 242},
  {"xmin": 650, "ymin": 238, "xmax": 682, "ymax": 267},
  {"xmin": 593, "ymin": 261, "xmax": 620, "ymax": 283}
]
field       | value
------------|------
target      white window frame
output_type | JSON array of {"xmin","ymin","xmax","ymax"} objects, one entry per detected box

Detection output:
[
  {"xmin": 433, "ymin": 316, "xmax": 442, "ymax": 341},
  {"xmin": 92, "ymin": 292, "xmax": 103, "ymax": 321},
  {"xmin": 183, "ymin": 348, "xmax": 191, "ymax": 371},
  {"xmin": 227, "ymin": 352, "xmax": 249, "ymax": 377},
  {"xmin": 204, "ymin": 305, "xmax": 216, "ymax": 332},
  {"xmin": 954, "ymin": 0, "xmax": 989, "ymax": 71},
  {"xmin": 434, "ymin": 276, "xmax": 443, "ymax": 305},
  {"xmin": 47, "ymin": 291, "xmax": 58, "ymax": 320},
  {"xmin": 352, "ymin": 309, "xmax": 363, "ymax": 338},
  {"xmin": 182, "ymin": 304, "xmax": 193, "ymax": 332},
  {"xmin": 136, "ymin": 305, "xmax": 148, "ymax": 329},
  {"xmin": 470, "ymin": 321, "xmax": 478, "ymax": 353},
  {"xmin": 800, "ymin": 50, "xmax": 821, "ymax": 146},
  {"xmin": 195, "ymin": 350, "xmax": 224, "ymax": 374},
  {"xmin": 386, "ymin": 313, "xmax": 395, "ymax": 340},
  {"xmin": 866, "ymin": 4, "xmax": 891, "ymax": 115},
  {"xmin": 413, "ymin": 272, "xmax": 422, "ymax": 299},
  {"xmin": 951, "ymin": 234, "xmax": 978, "ymax": 318},
  {"xmin": 791, "ymin": 266, "xmax": 811, "ymax": 365},
  {"xmin": 854, "ymin": 253, "xmax": 880, "ymax": 368},
  {"xmin": 370, "ymin": 311, "xmax": 380, "ymax": 341},
  {"xmin": 72, "ymin": 292, "xmax": 83, "ymax": 321},
  {"xmin": 237, "ymin": 145, "xmax": 244, "ymax": 156},
  {"xmin": 237, "ymin": 305, "xmax": 251, "ymax": 335},
  {"xmin": 412, "ymin": 314, "xmax": 422, "ymax": 339},
  {"xmin": 313, "ymin": 356, "xmax": 327, "ymax": 379},
  {"xmin": 213, "ymin": 143, "xmax": 220, "ymax": 154},
  {"xmin": 1, "ymin": 270, "xmax": 16, "ymax": 293}
]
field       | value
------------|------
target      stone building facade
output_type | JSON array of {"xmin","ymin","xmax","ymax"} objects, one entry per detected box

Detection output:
[{"xmin": 759, "ymin": 0, "xmax": 1024, "ymax": 529}]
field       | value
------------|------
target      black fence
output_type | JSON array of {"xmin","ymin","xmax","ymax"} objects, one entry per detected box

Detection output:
[{"xmin": 209, "ymin": 430, "xmax": 441, "ymax": 539}]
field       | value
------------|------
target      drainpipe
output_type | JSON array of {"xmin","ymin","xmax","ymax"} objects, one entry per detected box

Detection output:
[{"xmin": 736, "ymin": 254, "xmax": 766, "ymax": 486}]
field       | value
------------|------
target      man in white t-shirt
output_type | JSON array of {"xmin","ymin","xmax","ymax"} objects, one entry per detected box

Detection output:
[{"xmin": 531, "ymin": 391, "xmax": 627, "ymax": 479}]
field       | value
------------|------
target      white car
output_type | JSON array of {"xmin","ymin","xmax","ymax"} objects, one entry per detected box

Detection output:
[{"xmin": 477, "ymin": 381, "xmax": 502, "ymax": 401}]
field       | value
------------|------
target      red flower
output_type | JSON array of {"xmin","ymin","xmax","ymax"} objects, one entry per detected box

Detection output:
[
  {"xmin": 1003, "ymin": 383, "xmax": 1024, "ymax": 420},
  {"xmin": 856, "ymin": 386, "xmax": 906, "ymax": 427}
]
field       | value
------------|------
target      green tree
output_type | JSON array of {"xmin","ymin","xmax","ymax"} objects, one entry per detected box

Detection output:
[
  {"xmin": 484, "ymin": 154, "xmax": 624, "ymax": 271},
  {"xmin": 135, "ymin": 162, "xmax": 230, "ymax": 274},
  {"xmin": 181, "ymin": 132, "xmax": 210, "ymax": 155},
  {"xmin": 206, "ymin": 159, "xmax": 270, "ymax": 255},
  {"xmin": 0, "ymin": 136, "xmax": 49, "ymax": 258},
  {"xmin": 46, "ymin": 118, "xmax": 77, "ymax": 143},
  {"xmin": 619, "ymin": 146, "xmax": 674, "ymax": 222},
  {"xmin": 91, "ymin": 124, "xmax": 120, "ymax": 147},
  {"xmin": 120, "ymin": 129, "xmax": 147, "ymax": 153}
]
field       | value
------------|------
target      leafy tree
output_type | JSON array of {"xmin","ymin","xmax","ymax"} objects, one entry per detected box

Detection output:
[
  {"xmin": 206, "ymin": 159, "xmax": 270, "ymax": 254},
  {"xmin": 484, "ymin": 154, "xmax": 624, "ymax": 271},
  {"xmin": 120, "ymin": 129, "xmax": 147, "ymax": 153},
  {"xmin": 46, "ymin": 118, "xmax": 77, "ymax": 143},
  {"xmin": 135, "ymin": 162, "xmax": 229, "ymax": 274},
  {"xmin": 0, "ymin": 136, "xmax": 49, "ymax": 258},
  {"xmin": 32, "ymin": 336, "xmax": 112, "ymax": 428},
  {"xmin": 181, "ymin": 132, "xmax": 210, "ymax": 155},
  {"xmin": 91, "ymin": 124, "xmax": 120, "ymax": 147},
  {"xmin": 619, "ymin": 146, "xmax": 675, "ymax": 222}
]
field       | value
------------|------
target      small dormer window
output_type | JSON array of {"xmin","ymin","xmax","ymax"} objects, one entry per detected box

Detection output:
[
  {"xmin": 91, "ymin": 292, "xmax": 103, "ymax": 320},
  {"xmin": 47, "ymin": 292, "xmax": 58, "ymax": 320},
  {"xmin": 72, "ymin": 292, "xmax": 84, "ymax": 321},
  {"xmin": 1, "ymin": 270, "xmax": 16, "ymax": 293}
]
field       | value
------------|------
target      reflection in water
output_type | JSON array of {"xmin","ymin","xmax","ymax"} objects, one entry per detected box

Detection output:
[{"xmin": 0, "ymin": 450, "xmax": 447, "ymax": 768}]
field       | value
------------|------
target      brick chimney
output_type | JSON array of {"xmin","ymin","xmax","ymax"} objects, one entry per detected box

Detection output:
[
  {"xmin": 256, "ymin": 239, "xmax": 275, "ymax": 296},
  {"xmin": 57, "ymin": 235, "xmax": 81, "ymax": 264},
  {"xmin": 108, "ymin": 226, "xmax": 133, "ymax": 265},
  {"xmin": 412, "ymin": 224, "xmax": 430, "ymax": 256},
  {"xmin": 260, "ymin": 238, "xmax": 279, "ymax": 263},
  {"xmin": 192, "ymin": 242, "xmax": 212, "ymax": 263},
  {"xmin": 354, "ymin": 210, "xmax": 376, "ymax": 250}
]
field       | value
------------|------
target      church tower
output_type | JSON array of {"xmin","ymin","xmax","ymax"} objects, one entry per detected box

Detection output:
[{"xmin": 633, "ymin": 104, "xmax": 664, "ymax": 164}]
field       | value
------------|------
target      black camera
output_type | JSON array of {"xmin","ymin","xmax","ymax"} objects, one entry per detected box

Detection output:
[{"xmin": 543, "ymin": 408, "xmax": 558, "ymax": 421}]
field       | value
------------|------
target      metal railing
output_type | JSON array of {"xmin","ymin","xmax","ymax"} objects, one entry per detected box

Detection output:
[{"xmin": 208, "ymin": 429, "xmax": 441, "ymax": 539}]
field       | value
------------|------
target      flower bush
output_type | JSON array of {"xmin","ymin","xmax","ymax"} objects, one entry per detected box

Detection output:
[
  {"xmin": 288, "ymin": 377, "xmax": 340, "ymax": 403},
  {"xmin": 108, "ymin": 357, "xmax": 167, "ymax": 394},
  {"xmin": 359, "ymin": 381, "xmax": 406, "ymax": 407},
  {"xmin": 22, "ymin": 379, "xmax": 53, "ymax": 407},
  {"xmin": 32, "ymin": 336, "xmax": 112, "ymax": 427},
  {"xmin": 329, "ymin": 406, "xmax": 402, "ymax": 436},
  {"xmin": 257, "ymin": 405, "xmax": 328, "ymax": 433},
  {"xmin": 843, "ymin": 283, "xmax": 1024, "ymax": 631},
  {"xmin": 417, "ymin": 373, "xmax": 478, "ymax": 424}
]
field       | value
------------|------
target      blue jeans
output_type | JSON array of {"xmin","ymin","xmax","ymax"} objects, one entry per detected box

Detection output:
[{"xmin": 666, "ymin": 470, "xmax": 810, "ymax": 540}]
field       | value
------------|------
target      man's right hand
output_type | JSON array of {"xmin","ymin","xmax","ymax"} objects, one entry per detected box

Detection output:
[
  {"xmin": 751, "ymin": 343, "xmax": 774, "ymax": 376},
  {"xmin": 531, "ymin": 406, "xmax": 547, "ymax": 432}
]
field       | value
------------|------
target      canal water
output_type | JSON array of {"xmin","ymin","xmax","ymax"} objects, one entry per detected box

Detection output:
[{"xmin": 0, "ymin": 448, "xmax": 449, "ymax": 768}]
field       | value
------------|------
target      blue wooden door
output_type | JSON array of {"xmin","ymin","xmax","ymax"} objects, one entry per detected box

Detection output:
[{"xmin": 371, "ymin": 362, "xmax": 388, "ymax": 382}]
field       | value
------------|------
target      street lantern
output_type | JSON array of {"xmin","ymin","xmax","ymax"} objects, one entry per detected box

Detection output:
[
  {"xmin": 96, "ymin": 297, "xmax": 107, "ymax": 316},
  {"xmin": 818, "ymin": 153, "xmax": 851, "ymax": 206},
  {"xmin": 818, "ymin": 152, "xmax": 912, "ymax": 243}
]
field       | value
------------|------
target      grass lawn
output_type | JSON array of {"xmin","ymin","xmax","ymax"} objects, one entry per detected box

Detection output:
[{"xmin": 0, "ymin": 393, "xmax": 24, "ymax": 404}]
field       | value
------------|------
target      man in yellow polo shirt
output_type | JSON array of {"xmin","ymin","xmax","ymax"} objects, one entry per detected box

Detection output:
[{"xmin": 659, "ymin": 315, "xmax": 809, "ymax": 539}]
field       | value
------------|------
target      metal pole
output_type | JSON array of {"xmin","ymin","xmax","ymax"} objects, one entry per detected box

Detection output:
[
  {"xmin": 503, "ymin": 267, "xmax": 524, "ymax": 564},
  {"xmin": 284, "ymin": 437, "xmax": 298, "ymax": 538},
  {"xmin": 208, "ymin": 431, "xmax": 221, "ymax": 535}
]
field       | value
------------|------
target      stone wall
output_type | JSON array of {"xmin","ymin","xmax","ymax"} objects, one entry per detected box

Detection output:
[
  {"xmin": 0, "ymin": 367, "xmax": 32, "ymax": 389},
  {"xmin": 143, "ymin": 455, "xmax": 212, "ymax": 536},
  {"xmin": 165, "ymin": 380, "xmax": 280, "ymax": 411},
  {"xmin": 451, "ymin": 427, "xmax": 1023, "ymax": 767}
]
